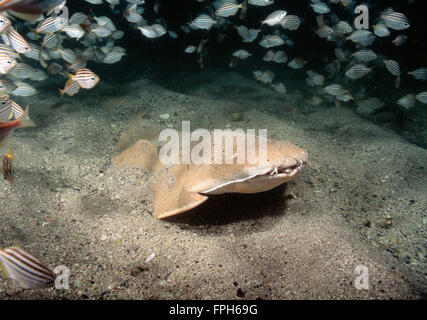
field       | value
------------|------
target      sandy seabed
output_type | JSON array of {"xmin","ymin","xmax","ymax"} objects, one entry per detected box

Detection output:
[{"xmin": 0, "ymin": 68, "xmax": 426, "ymax": 299}]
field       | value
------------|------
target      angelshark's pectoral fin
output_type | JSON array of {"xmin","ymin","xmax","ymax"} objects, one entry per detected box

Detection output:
[{"xmin": 153, "ymin": 165, "xmax": 208, "ymax": 219}]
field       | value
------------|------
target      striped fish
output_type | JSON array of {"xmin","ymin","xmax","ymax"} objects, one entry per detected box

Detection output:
[
  {"xmin": 383, "ymin": 59, "xmax": 401, "ymax": 76},
  {"xmin": 340, "ymin": 0, "xmax": 354, "ymax": 7},
  {"xmin": 10, "ymin": 99, "xmax": 24, "ymax": 118},
  {"xmin": 69, "ymin": 68, "xmax": 100, "ymax": 89},
  {"xmin": 253, "ymin": 70, "xmax": 274, "ymax": 84},
  {"xmin": 0, "ymin": 95, "xmax": 23, "ymax": 120},
  {"xmin": 288, "ymin": 57, "xmax": 307, "ymax": 69},
  {"xmin": 41, "ymin": 33, "xmax": 59, "ymax": 48},
  {"xmin": 271, "ymin": 50, "xmax": 287, "ymax": 64},
  {"xmin": 315, "ymin": 24, "xmax": 333, "ymax": 39},
  {"xmin": 397, "ymin": 94, "xmax": 416, "ymax": 109},
  {"xmin": 0, "ymin": 247, "xmax": 55, "ymax": 289},
  {"xmin": 215, "ymin": 1, "xmax": 244, "ymax": 18},
  {"xmin": 0, "ymin": 52, "xmax": 16, "ymax": 74},
  {"xmin": 236, "ymin": 25, "xmax": 259, "ymax": 42},
  {"xmin": 124, "ymin": 4, "xmax": 143, "ymax": 23},
  {"xmin": 62, "ymin": 24, "xmax": 85, "ymax": 40},
  {"xmin": 5, "ymin": 27, "xmax": 31, "ymax": 53},
  {"xmin": 373, "ymin": 23, "xmax": 390, "ymax": 37},
  {"xmin": 336, "ymin": 92, "xmax": 354, "ymax": 102},
  {"xmin": 262, "ymin": 10, "xmax": 287, "ymax": 26},
  {"xmin": 280, "ymin": 15, "xmax": 301, "ymax": 30},
  {"xmin": 262, "ymin": 50, "xmax": 274, "ymax": 62},
  {"xmin": 93, "ymin": 16, "xmax": 116, "ymax": 32},
  {"xmin": 345, "ymin": 64, "xmax": 372, "ymax": 80},
  {"xmin": 184, "ymin": 45, "xmax": 196, "ymax": 53},
  {"xmin": 103, "ymin": 50, "xmax": 125, "ymax": 64},
  {"xmin": 35, "ymin": 16, "xmax": 67, "ymax": 34},
  {"xmin": 306, "ymin": 70, "xmax": 325, "ymax": 87},
  {"xmin": 2, "ymin": 146, "xmax": 14, "ymax": 183},
  {"xmin": 334, "ymin": 48, "xmax": 347, "ymax": 61},
  {"xmin": 415, "ymin": 92, "xmax": 427, "ymax": 104},
  {"xmin": 59, "ymin": 79, "xmax": 80, "ymax": 97},
  {"xmin": 23, "ymin": 44, "xmax": 50, "ymax": 61},
  {"xmin": 0, "ymin": 79, "xmax": 17, "ymax": 93},
  {"xmin": 346, "ymin": 30, "xmax": 375, "ymax": 46},
  {"xmin": 248, "ymin": 0, "xmax": 274, "ymax": 6},
  {"xmin": 259, "ymin": 35, "xmax": 284, "ymax": 48},
  {"xmin": 271, "ymin": 82, "xmax": 287, "ymax": 94},
  {"xmin": 310, "ymin": 2, "xmax": 330, "ymax": 14},
  {"xmin": 47, "ymin": 62, "xmax": 63, "ymax": 75},
  {"xmin": 392, "ymin": 35, "xmax": 408, "ymax": 46},
  {"xmin": 138, "ymin": 24, "xmax": 166, "ymax": 38},
  {"xmin": 111, "ymin": 30, "xmax": 124, "ymax": 40},
  {"xmin": 0, "ymin": 105, "xmax": 34, "ymax": 147},
  {"xmin": 323, "ymin": 84, "xmax": 348, "ymax": 96},
  {"xmin": 89, "ymin": 25, "xmax": 112, "ymax": 38},
  {"xmin": 305, "ymin": 96, "xmax": 322, "ymax": 106},
  {"xmin": 408, "ymin": 67, "xmax": 427, "ymax": 81},
  {"xmin": 0, "ymin": 44, "xmax": 21, "ymax": 59},
  {"xmin": 57, "ymin": 48, "xmax": 77, "ymax": 64},
  {"xmin": 69, "ymin": 12, "xmax": 89, "ymax": 25},
  {"xmin": 0, "ymin": 94, "xmax": 13, "ymax": 120},
  {"xmin": 67, "ymin": 57, "xmax": 87, "ymax": 73},
  {"xmin": 334, "ymin": 21, "xmax": 352, "ymax": 34},
  {"xmin": 12, "ymin": 81, "xmax": 37, "ymax": 96},
  {"xmin": 352, "ymin": 49, "xmax": 377, "ymax": 63},
  {"xmin": 232, "ymin": 49, "xmax": 251, "ymax": 59},
  {"xmin": 381, "ymin": 11, "xmax": 410, "ymax": 30},
  {"xmin": 191, "ymin": 14, "xmax": 216, "ymax": 30},
  {"xmin": 8, "ymin": 62, "xmax": 35, "ymax": 79},
  {"xmin": 0, "ymin": 14, "xmax": 12, "ymax": 33},
  {"xmin": 356, "ymin": 98, "xmax": 385, "ymax": 115}
]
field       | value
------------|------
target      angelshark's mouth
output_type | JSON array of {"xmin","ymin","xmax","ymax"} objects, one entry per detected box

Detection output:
[{"xmin": 265, "ymin": 158, "xmax": 306, "ymax": 178}]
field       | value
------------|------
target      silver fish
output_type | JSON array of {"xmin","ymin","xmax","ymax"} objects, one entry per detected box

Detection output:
[
  {"xmin": 383, "ymin": 59, "xmax": 401, "ymax": 76},
  {"xmin": 345, "ymin": 64, "xmax": 372, "ymax": 80},
  {"xmin": 261, "ymin": 10, "xmax": 287, "ymax": 26},
  {"xmin": 415, "ymin": 92, "xmax": 427, "ymax": 104},
  {"xmin": 381, "ymin": 11, "xmax": 410, "ymax": 31},
  {"xmin": 408, "ymin": 67, "xmax": 427, "ymax": 81},
  {"xmin": 392, "ymin": 35, "xmax": 408, "ymax": 46},
  {"xmin": 397, "ymin": 94, "xmax": 416, "ymax": 109},
  {"xmin": 191, "ymin": 14, "xmax": 216, "ymax": 30},
  {"xmin": 352, "ymin": 49, "xmax": 377, "ymax": 63},
  {"xmin": 259, "ymin": 35, "xmax": 284, "ymax": 48}
]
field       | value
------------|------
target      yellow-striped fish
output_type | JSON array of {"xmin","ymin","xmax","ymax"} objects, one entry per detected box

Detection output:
[
  {"xmin": 59, "ymin": 79, "xmax": 80, "ymax": 97},
  {"xmin": 0, "ymin": 14, "xmax": 12, "ymax": 33},
  {"xmin": 34, "ymin": 16, "xmax": 67, "ymax": 34},
  {"xmin": 0, "ymin": 52, "xmax": 17, "ymax": 75},
  {"xmin": 0, "ymin": 247, "xmax": 55, "ymax": 289},
  {"xmin": 2, "ymin": 146, "xmax": 14, "ymax": 183},
  {"xmin": 66, "ymin": 68, "xmax": 100, "ymax": 89},
  {"xmin": 5, "ymin": 27, "xmax": 32, "ymax": 53}
]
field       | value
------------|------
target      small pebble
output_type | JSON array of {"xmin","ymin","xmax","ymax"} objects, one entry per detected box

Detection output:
[
  {"xmin": 159, "ymin": 113, "xmax": 170, "ymax": 120},
  {"xmin": 145, "ymin": 253, "xmax": 156, "ymax": 263}
]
